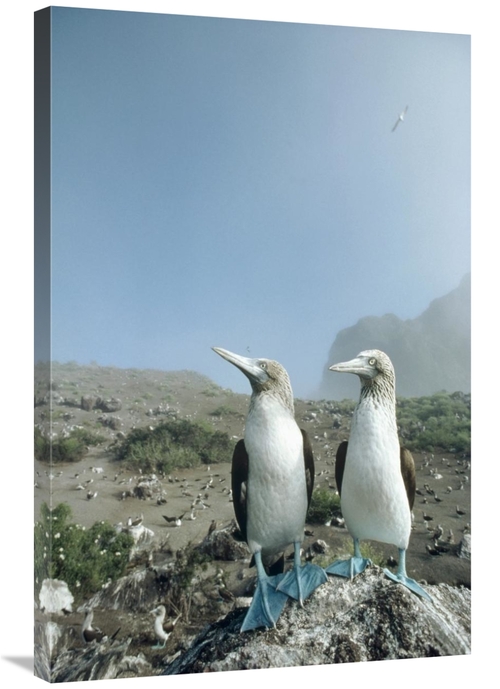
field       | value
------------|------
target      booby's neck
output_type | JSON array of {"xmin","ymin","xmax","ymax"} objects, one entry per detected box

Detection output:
[
  {"xmin": 155, "ymin": 609, "xmax": 166, "ymax": 623},
  {"xmin": 83, "ymin": 612, "xmax": 94, "ymax": 630},
  {"xmin": 354, "ymin": 373, "xmax": 398, "ymax": 436},
  {"xmin": 359, "ymin": 372, "xmax": 396, "ymax": 409},
  {"xmin": 248, "ymin": 384, "xmax": 294, "ymax": 417}
]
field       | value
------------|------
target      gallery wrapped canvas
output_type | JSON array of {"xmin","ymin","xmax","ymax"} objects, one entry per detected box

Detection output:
[{"xmin": 34, "ymin": 5, "xmax": 471, "ymax": 683}]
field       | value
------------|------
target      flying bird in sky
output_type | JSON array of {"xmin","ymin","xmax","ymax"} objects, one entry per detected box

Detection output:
[{"xmin": 392, "ymin": 105, "xmax": 409, "ymax": 132}]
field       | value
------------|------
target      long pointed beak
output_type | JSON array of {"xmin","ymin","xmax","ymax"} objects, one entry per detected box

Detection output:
[
  {"xmin": 212, "ymin": 347, "xmax": 269, "ymax": 385},
  {"xmin": 329, "ymin": 356, "xmax": 374, "ymax": 378}
]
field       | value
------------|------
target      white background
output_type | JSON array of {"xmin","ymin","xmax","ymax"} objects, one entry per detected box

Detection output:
[{"xmin": 1, "ymin": 1, "xmax": 495, "ymax": 687}]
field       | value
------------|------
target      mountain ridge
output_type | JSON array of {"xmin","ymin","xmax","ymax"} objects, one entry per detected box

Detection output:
[{"xmin": 318, "ymin": 273, "xmax": 471, "ymax": 400}]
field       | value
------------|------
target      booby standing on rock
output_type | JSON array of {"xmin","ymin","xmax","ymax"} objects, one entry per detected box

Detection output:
[
  {"xmin": 325, "ymin": 349, "xmax": 431, "ymax": 602},
  {"xmin": 81, "ymin": 609, "xmax": 105, "ymax": 643},
  {"xmin": 150, "ymin": 605, "xmax": 181, "ymax": 649},
  {"xmin": 81, "ymin": 609, "xmax": 120, "ymax": 643},
  {"xmin": 212, "ymin": 347, "xmax": 327, "ymax": 632}
]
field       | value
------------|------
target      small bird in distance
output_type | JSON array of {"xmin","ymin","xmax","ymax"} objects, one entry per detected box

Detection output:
[{"xmin": 392, "ymin": 105, "xmax": 408, "ymax": 132}]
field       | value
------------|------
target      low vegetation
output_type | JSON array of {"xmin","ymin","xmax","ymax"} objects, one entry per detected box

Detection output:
[
  {"xmin": 163, "ymin": 545, "xmax": 211, "ymax": 620},
  {"xmin": 34, "ymin": 502, "xmax": 134, "ymax": 600},
  {"xmin": 307, "ymin": 488, "xmax": 342, "ymax": 525},
  {"xmin": 113, "ymin": 418, "xmax": 233, "ymax": 473},
  {"xmin": 323, "ymin": 391, "xmax": 471, "ymax": 454},
  {"xmin": 34, "ymin": 426, "xmax": 106, "ymax": 464},
  {"xmin": 209, "ymin": 405, "xmax": 244, "ymax": 419},
  {"xmin": 397, "ymin": 391, "xmax": 470, "ymax": 453}
]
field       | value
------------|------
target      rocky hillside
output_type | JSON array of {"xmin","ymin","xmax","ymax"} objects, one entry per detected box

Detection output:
[
  {"xmin": 35, "ymin": 566, "xmax": 470, "ymax": 681},
  {"xmin": 318, "ymin": 273, "xmax": 471, "ymax": 400}
]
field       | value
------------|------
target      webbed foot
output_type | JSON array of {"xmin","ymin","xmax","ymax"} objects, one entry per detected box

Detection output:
[
  {"xmin": 240, "ymin": 573, "xmax": 288, "ymax": 632},
  {"xmin": 276, "ymin": 562, "xmax": 327, "ymax": 603},
  {"xmin": 384, "ymin": 548, "xmax": 433, "ymax": 602},
  {"xmin": 325, "ymin": 555, "xmax": 371, "ymax": 579},
  {"xmin": 384, "ymin": 568, "xmax": 433, "ymax": 602}
]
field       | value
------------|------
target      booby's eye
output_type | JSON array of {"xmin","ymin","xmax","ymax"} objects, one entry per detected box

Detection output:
[
  {"xmin": 369, "ymin": 358, "xmax": 376, "ymax": 366},
  {"xmin": 259, "ymin": 362, "xmax": 267, "ymax": 370}
]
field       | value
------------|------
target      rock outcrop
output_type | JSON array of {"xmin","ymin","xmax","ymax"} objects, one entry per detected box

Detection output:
[{"xmin": 163, "ymin": 567, "xmax": 470, "ymax": 673}]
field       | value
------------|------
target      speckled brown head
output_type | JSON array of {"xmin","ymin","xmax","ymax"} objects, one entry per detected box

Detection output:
[
  {"xmin": 329, "ymin": 349, "xmax": 396, "ymax": 402},
  {"xmin": 212, "ymin": 347, "xmax": 294, "ymax": 413}
]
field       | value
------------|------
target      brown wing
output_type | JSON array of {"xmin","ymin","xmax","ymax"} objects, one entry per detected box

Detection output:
[
  {"xmin": 400, "ymin": 447, "xmax": 416, "ymax": 510},
  {"xmin": 335, "ymin": 441, "xmax": 348, "ymax": 497},
  {"xmin": 300, "ymin": 429, "xmax": 315, "ymax": 509},
  {"xmin": 83, "ymin": 627, "xmax": 105, "ymax": 643},
  {"xmin": 231, "ymin": 439, "xmax": 248, "ymax": 542}
]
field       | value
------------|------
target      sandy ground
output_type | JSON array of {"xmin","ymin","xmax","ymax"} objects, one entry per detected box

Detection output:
[
  {"xmin": 35, "ymin": 449, "xmax": 235, "ymax": 554},
  {"xmin": 35, "ymin": 444, "xmax": 471, "ymax": 588}
]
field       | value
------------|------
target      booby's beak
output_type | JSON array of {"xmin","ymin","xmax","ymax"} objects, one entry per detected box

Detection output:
[
  {"xmin": 329, "ymin": 355, "xmax": 377, "ymax": 380},
  {"xmin": 212, "ymin": 347, "xmax": 270, "ymax": 386}
]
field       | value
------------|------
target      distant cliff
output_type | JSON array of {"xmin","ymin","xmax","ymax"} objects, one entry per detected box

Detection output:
[{"xmin": 318, "ymin": 273, "xmax": 471, "ymax": 400}]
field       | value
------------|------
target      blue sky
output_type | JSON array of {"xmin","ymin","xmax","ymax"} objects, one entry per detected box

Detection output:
[{"xmin": 48, "ymin": 8, "xmax": 470, "ymax": 397}]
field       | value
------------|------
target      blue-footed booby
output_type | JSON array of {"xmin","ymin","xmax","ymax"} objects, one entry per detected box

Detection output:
[
  {"xmin": 212, "ymin": 347, "xmax": 327, "ymax": 632},
  {"xmin": 81, "ymin": 609, "xmax": 105, "ymax": 643},
  {"xmin": 81, "ymin": 609, "xmax": 120, "ymax": 643},
  {"xmin": 325, "ymin": 349, "xmax": 431, "ymax": 602},
  {"xmin": 150, "ymin": 605, "xmax": 181, "ymax": 649}
]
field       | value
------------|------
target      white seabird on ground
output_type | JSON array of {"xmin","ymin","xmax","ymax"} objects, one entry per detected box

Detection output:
[
  {"xmin": 150, "ymin": 605, "xmax": 181, "ymax": 649},
  {"xmin": 325, "ymin": 349, "xmax": 431, "ymax": 602},
  {"xmin": 212, "ymin": 347, "xmax": 327, "ymax": 632}
]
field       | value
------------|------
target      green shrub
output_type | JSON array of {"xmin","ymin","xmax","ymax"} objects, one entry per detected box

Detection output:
[
  {"xmin": 307, "ymin": 488, "xmax": 341, "ymax": 524},
  {"xmin": 34, "ymin": 427, "xmax": 106, "ymax": 464},
  {"xmin": 113, "ymin": 418, "xmax": 233, "ymax": 473},
  {"xmin": 397, "ymin": 391, "xmax": 471, "ymax": 453},
  {"xmin": 34, "ymin": 502, "xmax": 134, "ymax": 600},
  {"xmin": 209, "ymin": 405, "xmax": 244, "ymax": 418}
]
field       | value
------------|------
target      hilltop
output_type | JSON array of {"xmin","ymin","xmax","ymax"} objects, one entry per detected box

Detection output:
[{"xmin": 318, "ymin": 273, "xmax": 470, "ymax": 400}]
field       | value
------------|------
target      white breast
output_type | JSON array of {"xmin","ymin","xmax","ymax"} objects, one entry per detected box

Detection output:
[
  {"xmin": 154, "ymin": 617, "xmax": 168, "ymax": 642},
  {"xmin": 341, "ymin": 399, "xmax": 411, "ymax": 550},
  {"xmin": 244, "ymin": 395, "xmax": 307, "ymax": 563}
]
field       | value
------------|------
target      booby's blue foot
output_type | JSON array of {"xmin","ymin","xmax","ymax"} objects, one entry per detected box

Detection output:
[
  {"xmin": 325, "ymin": 556, "xmax": 371, "ymax": 579},
  {"xmin": 384, "ymin": 548, "xmax": 433, "ymax": 602},
  {"xmin": 276, "ymin": 563, "xmax": 328, "ymax": 603},
  {"xmin": 240, "ymin": 573, "xmax": 288, "ymax": 632},
  {"xmin": 383, "ymin": 569, "xmax": 432, "ymax": 601},
  {"xmin": 151, "ymin": 642, "xmax": 166, "ymax": 649},
  {"xmin": 325, "ymin": 538, "xmax": 371, "ymax": 579}
]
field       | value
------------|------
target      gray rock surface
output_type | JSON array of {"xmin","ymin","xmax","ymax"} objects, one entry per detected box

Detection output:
[{"xmin": 163, "ymin": 567, "xmax": 470, "ymax": 673}]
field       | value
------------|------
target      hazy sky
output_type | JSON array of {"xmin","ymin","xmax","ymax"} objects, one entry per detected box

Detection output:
[{"xmin": 48, "ymin": 7, "xmax": 470, "ymax": 397}]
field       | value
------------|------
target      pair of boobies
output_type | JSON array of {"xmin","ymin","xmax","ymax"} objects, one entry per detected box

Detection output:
[
  {"xmin": 213, "ymin": 346, "xmax": 431, "ymax": 634},
  {"xmin": 324, "ymin": 349, "xmax": 432, "ymax": 602},
  {"xmin": 212, "ymin": 347, "xmax": 327, "ymax": 633}
]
